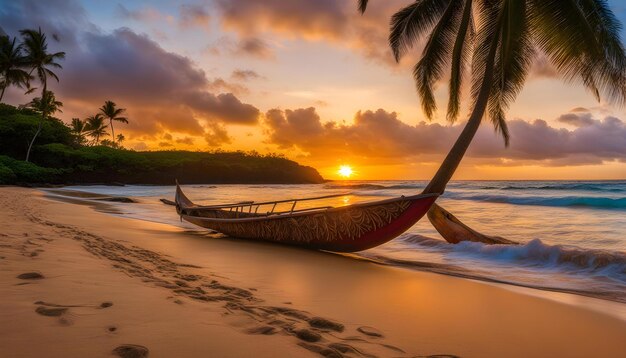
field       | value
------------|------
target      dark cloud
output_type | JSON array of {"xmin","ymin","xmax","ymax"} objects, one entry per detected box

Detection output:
[
  {"xmin": 0, "ymin": 1, "xmax": 260, "ymax": 140},
  {"xmin": 231, "ymin": 69, "xmax": 261, "ymax": 81},
  {"xmin": 236, "ymin": 37, "xmax": 274, "ymax": 59},
  {"xmin": 185, "ymin": 92, "xmax": 258, "ymax": 124},
  {"xmin": 205, "ymin": 123, "xmax": 231, "ymax": 147},
  {"xmin": 264, "ymin": 107, "xmax": 626, "ymax": 166},
  {"xmin": 176, "ymin": 136, "xmax": 195, "ymax": 145},
  {"xmin": 215, "ymin": 0, "xmax": 405, "ymax": 66},
  {"xmin": 0, "ymin": 0, "xmax": 94, "ymax": 49},
  {"xmin": 208, "ymin": 78, "xmax": 249, "ymax": 95},
  {"xmin": 557, "ymin": 112, "xmax": 595, "ymax": 127}
]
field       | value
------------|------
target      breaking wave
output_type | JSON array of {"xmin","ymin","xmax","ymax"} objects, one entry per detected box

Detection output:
[
  {"xmin": 479, "ymin": 183, "xmax": 626, "ymax": 192},
  {"xmin": 445, "ymin": 192, "xmax": 626, "ymax": 210},
  {"xmin": 400, "ymin": 236, "xmax": 626, "ymax": 280}
]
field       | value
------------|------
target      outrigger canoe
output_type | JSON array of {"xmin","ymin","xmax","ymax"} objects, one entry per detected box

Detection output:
[{"xmin": 175, "ymin": 183, "xmax": 438, "ymax": 252}]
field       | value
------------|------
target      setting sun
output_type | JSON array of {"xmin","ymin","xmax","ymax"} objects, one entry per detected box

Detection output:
[{"xmin": 338, "ymin": 165, "xmax": 354, "ymax": 178}]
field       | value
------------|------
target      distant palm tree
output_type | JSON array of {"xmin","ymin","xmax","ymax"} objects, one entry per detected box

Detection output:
[
  {"xmin": 84, "ymin": 114, "xmax": 108, "ymax": 145},
  {"xmin": 24, "ymin": 90, "xmax": 63, "ymax": 160},
  {"xmin": 99, "ymin": 100, "xmax": 128, "ymax": 140},
  {"xmin": 359, "ymin": 0, "xmax": 626, "ymax": 194},
  {"xmin": 0, "ymin": 36, "xmax": 31, "ymax": 102},
  {"xmin": 70, "ymin": 117, "xmax": 86, "ymax": 144},
  {"xmin": 116, "ymin": 133, "xmax": 125, "ymax": 145},
  {"xmin": 21, "ymin": 28, "xmax": 65, "ymax": 161},
  {"xmin": 20, "ymin": 28, "xmax": 65, "ymax": 95},
  {"xmin": 359, "ymin": 0, "xmax": 626, "ymax": 243}
]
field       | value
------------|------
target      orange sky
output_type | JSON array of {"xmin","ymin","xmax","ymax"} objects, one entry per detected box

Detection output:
[{"xmin": 2, "ymin": 0, "xmax": 626, "ymax": 180}]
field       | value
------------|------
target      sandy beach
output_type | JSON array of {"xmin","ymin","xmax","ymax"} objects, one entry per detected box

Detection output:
[{"xmin": 1, "ymin": 187, "xmax": 625, "ymax": 357}]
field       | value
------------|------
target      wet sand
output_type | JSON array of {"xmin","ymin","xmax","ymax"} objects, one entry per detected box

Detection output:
[{"xmin": 0, "ymin": 187, "xmax": 625, "ymax": 357}]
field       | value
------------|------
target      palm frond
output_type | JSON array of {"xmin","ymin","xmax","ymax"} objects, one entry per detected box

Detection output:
[
  {"xmin": 470, "ymin": 0, "xmax": 502, "ymax": 104},
  {"xmin": 412, "ymin": 0, "xmax": 464, "ymax": 120},
  {"xmin": 389, "ymin": 0, "xmax": 451, "ymax": 62},
  {"xmin": 447, "ymin": 0, "xmax": 473, "ymax": 121},
  {"xmin": 488, "ymin": 0, "xmax": 534, "ymax": 145},
  {"xmin": 358, "ymin": 0, "xmax": 369, "ymax": 14},
  {"xmin": 528, "ymin": 0, "xmax": 626, "ymax": 103}
]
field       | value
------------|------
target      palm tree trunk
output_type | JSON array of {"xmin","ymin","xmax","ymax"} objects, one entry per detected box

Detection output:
[
  {"xmin": 110, "ymin": 119, "xmax": 115, "ymax": 141},
  {"xmin": 0, "ymin": 85, "xmax": 6, "ymax": 103},
  {"xmin": 25, "ymin": 118, "xmax": 43, "ymax": 162},
  {"xmin": 421, "ymin": 23, "xmax": 515, "ymax": 245},
  {"xmin": 423, "ymin": 29, "xmax": 500, "ymax": 195},
  {"xmin": 25, "ymin": 80, "xmax": 47, "ymax": 162}
]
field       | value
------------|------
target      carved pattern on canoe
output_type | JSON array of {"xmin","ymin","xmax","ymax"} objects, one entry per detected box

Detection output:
[{"xmin": 197, "ymin": 200, "xmax": 412, "ymax": 244}]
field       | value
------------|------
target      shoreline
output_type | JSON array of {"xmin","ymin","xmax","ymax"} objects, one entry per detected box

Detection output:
[
  {"xmin": 1, "ymin": 187, "xmax": 625, "ymax": 357},
  {"xmin": 44, "ymin": 186, "xmax": 626, "ymax": 310}
]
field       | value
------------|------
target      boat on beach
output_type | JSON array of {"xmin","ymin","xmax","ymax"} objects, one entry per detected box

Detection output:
[{"xmin": 175, "ymin": 183, "xmax": 438, "ymax": 252}]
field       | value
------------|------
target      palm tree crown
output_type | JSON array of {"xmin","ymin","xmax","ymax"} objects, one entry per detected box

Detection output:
[
  {"xmin": 360, "ymin": 0, "xmax": 626, "ymax": 193},
  {"xmin": 0, "ymin": 36, "xmax": 31, "ymax": 102},
  {"xmin": 19, "ymin": 28, "xmax": 65, "ymax": 93},
  {"xmin": 26, "ymin": 90, "xmax": 63, "ymax": 116},
  {"xmin": 84, "ymin": 113, "xmax": 109, "ymax": 145},
  {"xmin": 99, "ymin": 100, "xmax": 128, "ymax": 139},
  {"xmin": 70, "ymin": 117, "xmax": 87, "ymax": 144}
]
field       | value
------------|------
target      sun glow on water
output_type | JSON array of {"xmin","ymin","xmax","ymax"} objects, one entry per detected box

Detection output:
[{"xmin": 338, "ymin": 165, "xmax": 354, "ymax": 178}]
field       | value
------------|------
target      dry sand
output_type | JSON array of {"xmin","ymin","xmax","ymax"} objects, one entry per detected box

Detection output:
[{"xmin": 0, "ymin": 187, "xmax": 625, "ymax": 357}]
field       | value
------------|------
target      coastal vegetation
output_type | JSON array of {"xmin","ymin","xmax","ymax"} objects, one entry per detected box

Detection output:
[
  {"xmin": 0, "ymin": 103, "xmax": 323, "ymax": 185},
  {"xmin": 1, "ymin": 28, "xmax": 322, "ymax": 186}
]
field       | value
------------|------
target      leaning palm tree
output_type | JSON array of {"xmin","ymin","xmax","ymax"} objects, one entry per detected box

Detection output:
[
  {"xmin": 99, "ymin": 100, "xmax": 128, "ymax": 140},
  {"xmin": 359, "ymin": 0, "xmax": 626, "ymax": 242},
  {"xmin": 84, "ymin": 114, "xmax": 109, "ymax": 145},
  {"xmin": 21, "ymin": 28, "xmax": 65, "ymax": 161},
  {"xmin": 0, "ymin": 36, "xmax": 31, "ymax": 102},
  {"xmin": 24, "ymin": 90, "xmax": 63, "ymax": 160}
]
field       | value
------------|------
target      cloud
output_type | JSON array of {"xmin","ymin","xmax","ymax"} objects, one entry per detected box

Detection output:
[
  {"xmin": 178, "ymin": 4, "xmax": 211, "ymax": 30},
  {"xmin": 0, "ymin": 1, "xmax": 260, "ymax": 144},
  {"xmin": 557, "ymin": 112, "xmax": 595, "ymax": 127},
  {"xmin": 116, "ymin": 4, "xmax": 164, "ymax": 22},
  {"xmin": 235, "ymin": 37, "xmax": 274, "ymax": 59},
  {"xmin": 231, "ymin": 69, "xmax": 262, "ymax": 81},
  {"xmin": 264, "ymin": 107, "xmax": 626, "ymax": 166},
  {"xmin": 176, "ymin": 136, "xmax": 195, "ymax": 145},
  {"xmin": 208, "ymin": 78, "xmax": 249, "ymax": 95},
  {"xmin": 64, "ymin": 29, "xmax": 259, "ymax": 127},
  {"xmin": 205, "ymin": 122, "xmax": 231, "ymax": 146},
  {"xmin": 214, "ymin": 0, "xmax": 406, "ymax": 66}
]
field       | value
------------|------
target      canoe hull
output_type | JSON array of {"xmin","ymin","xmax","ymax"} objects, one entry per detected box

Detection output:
[{"xmin": 179, "ymin": 193, "xmax": 437, "ymax": 252}]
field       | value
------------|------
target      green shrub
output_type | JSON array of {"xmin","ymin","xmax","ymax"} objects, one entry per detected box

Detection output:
[
  {"xmin": 0, "ymin": 163, "xmax": 16, "ymax": 184},
  {"xmin": 0, "ymin": 155, "xmax": 62, "ymax": 184}
]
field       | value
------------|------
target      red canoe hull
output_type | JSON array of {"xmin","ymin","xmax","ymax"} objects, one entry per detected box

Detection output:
[{"xmin": 178, "ymin": 188, "xmax": 437, "ymax": 252}]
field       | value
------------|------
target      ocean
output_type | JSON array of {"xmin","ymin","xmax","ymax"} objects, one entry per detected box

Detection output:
[{"xmin": 51, "ymin": 180, "xmax": 626, "ymax": 307}]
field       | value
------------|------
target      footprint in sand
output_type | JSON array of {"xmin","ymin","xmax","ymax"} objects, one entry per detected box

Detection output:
[
  {"xmin": 308, "ymin": 317, "xmax": 344, "ymax": 332},
  {"xmin": 357, "ymin": 326, "xmax": 383, "ymax": 338},
  {"xmin": 112, "ymin": 344, "xmax": 149, "ymax": 358},
  {"xmin": 17, "ymin": 272, "xmax": 44, "ymax": 280},
  {"xmin": 35, "ymin": 306, "xmax": 67, "ymax": 317}
]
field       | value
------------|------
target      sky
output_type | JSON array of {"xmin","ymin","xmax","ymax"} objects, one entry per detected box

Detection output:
[{"xmin": 1, "ymin": 0, "xmax": 626, "ymax": 180}]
